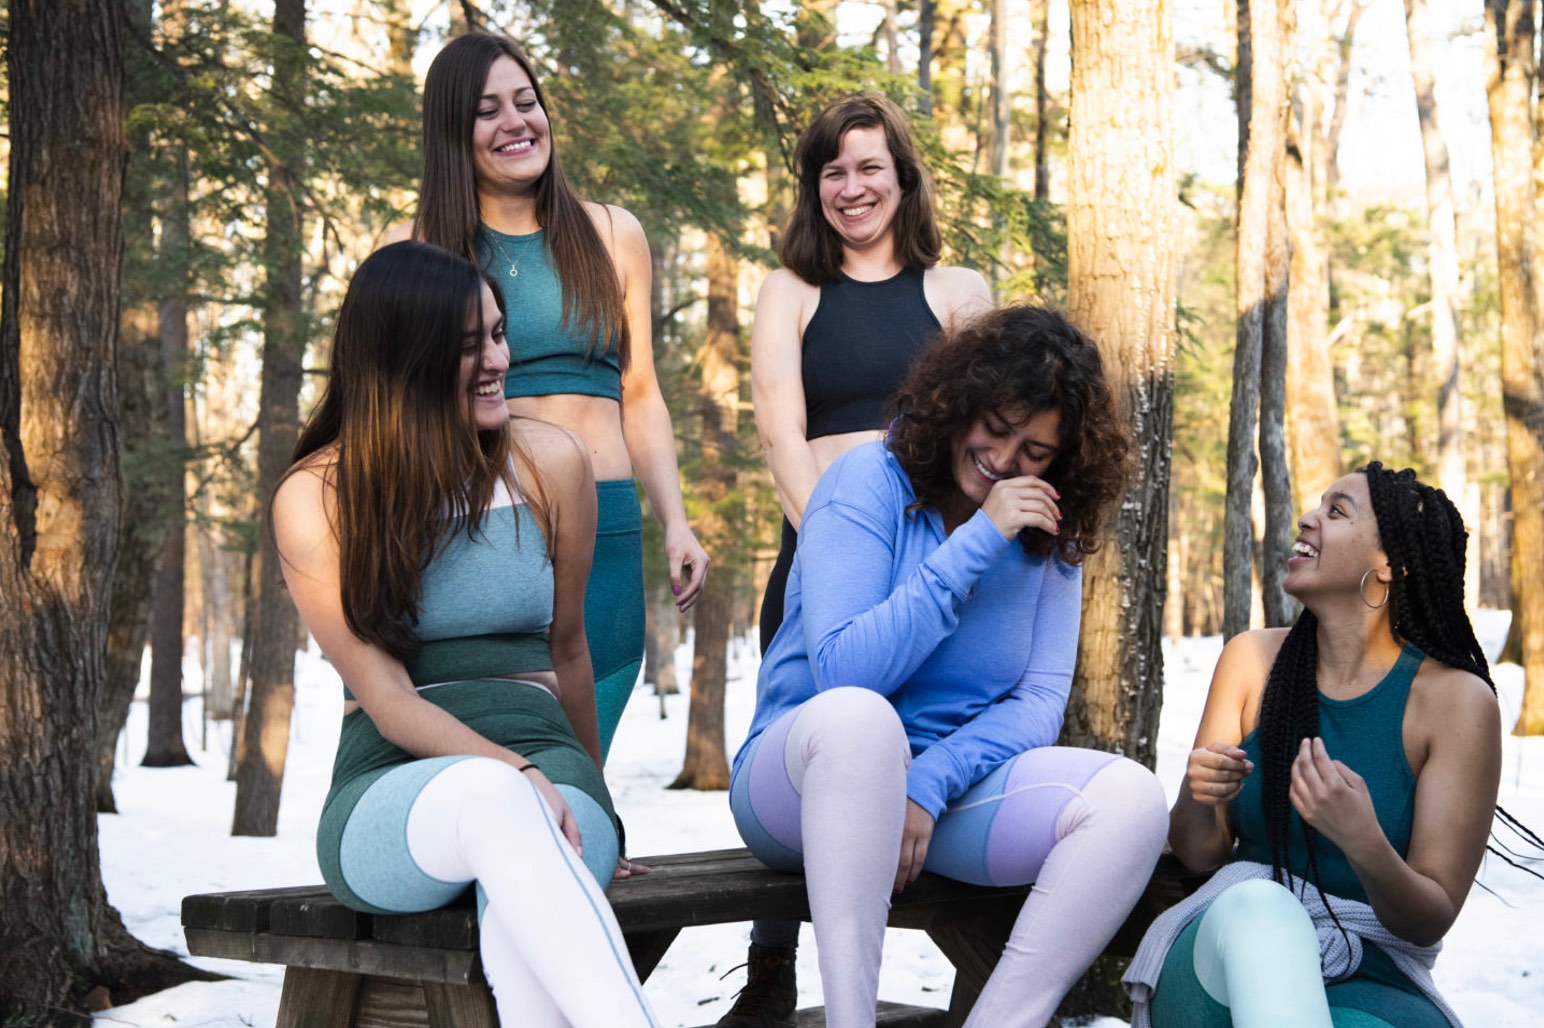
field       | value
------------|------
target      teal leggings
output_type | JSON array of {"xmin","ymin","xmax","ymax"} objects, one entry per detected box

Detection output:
[
  {"xmin": 1151, "ymin": 880, "xmax": 1445, "ymax": 1028},
  {"xmin": 590, "ymin": 480, "xmax": 645, "ymax": 760}
]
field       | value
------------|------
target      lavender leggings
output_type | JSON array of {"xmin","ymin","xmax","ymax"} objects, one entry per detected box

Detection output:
[{"xmin": 730, "ymin": 687, "xmax": 1169, "ymax": 1028}]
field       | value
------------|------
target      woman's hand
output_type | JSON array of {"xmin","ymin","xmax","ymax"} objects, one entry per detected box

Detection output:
[
  {"xmin": 980, "ymin": 476, "xmax": 1062, "ymax": 539},
  {"xmin": 524, "ymin": 765, "xmax": 583, "ymax": 856},
  {"xmin": 612, "ymin": 856, "xmax": 653, "ymax": 881},
  {"xmin": 1185, "ymin": 740, "xmax": 1254, "ymax": 806},
  {"xmin": 1290, "ymin": 737, "xmax": 1378, "ymax": 853},
  {"xmin": 894, "ymin": 800, "xmax": 935, "ymax": 893},
  {"xmin": 665, "ymin": 521, "xmax": 710, "ymax": 611}
]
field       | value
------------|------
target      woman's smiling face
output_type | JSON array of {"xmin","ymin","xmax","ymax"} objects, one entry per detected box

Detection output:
[{"xmin": 950, "ymin": 408, "xmax": 1062, "ymax": 510}]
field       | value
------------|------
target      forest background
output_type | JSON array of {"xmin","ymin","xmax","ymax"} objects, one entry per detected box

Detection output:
[{"xmin": 2, "ymin": 0, "xmax": 1543, "ymax": 1022}]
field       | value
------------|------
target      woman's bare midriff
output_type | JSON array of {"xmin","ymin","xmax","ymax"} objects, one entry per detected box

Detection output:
[
  {"xmin": 507, "ymin": 395, "xmax": 631, "ymax": 481},
  {"xmin": 809, "ymin": 428, "xmax": 888, "ymax": 477},
  {"xmin": 342, "ymin": 669, "xmax": 561, "ymax": 716}
]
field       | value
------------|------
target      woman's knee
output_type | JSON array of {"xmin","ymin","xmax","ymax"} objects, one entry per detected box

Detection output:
[
  {"xmin": 793, "ymin": 686, "xmax": 906, "ymax": 753},
  {"xmin": 1198, "ymin": 870, "xmax": 1309, "ymax": 926},
  {"xmin": 1081, "ymin": 755, "xmax": 1169, "ymax": 849}
]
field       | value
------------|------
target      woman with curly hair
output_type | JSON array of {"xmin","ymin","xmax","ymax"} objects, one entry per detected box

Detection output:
[
  {"xmin": 731, "ymin": 91, "xmax": 991, "ymax": 1024},
  {"xmin": 1125, "ymin": 464, "xmax": 1503, "ymax": 1028},
  {"xmin": 728, "ymin": 304, "xmax": 1169, "ymax": 1028}
]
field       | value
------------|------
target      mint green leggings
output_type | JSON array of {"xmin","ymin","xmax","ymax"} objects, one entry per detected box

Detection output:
[{"xmin": 1150, "ymin": 879, "xmax": 1445, "ymax": 1028}]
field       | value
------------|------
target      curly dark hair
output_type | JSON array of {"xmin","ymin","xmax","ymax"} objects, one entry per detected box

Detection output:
[
  {"xmin": 885, "ymin": 305, "xmax": 1133, "ymax": 563},
  {"xmin": 1256, "ymin": 462, "xmax": 1494, "ymax": 906}
]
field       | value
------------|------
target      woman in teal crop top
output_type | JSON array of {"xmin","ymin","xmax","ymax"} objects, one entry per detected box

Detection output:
[
  {"xmin": 1126, "ymin": 464, "xmax": 1503, "ymax": 1028},
  {"xmin": 273, "ymin": 242, "xmax": 658, "ymax": 1026},
  {"xmin": 386, "ymin": 33, "xmax": 709, "ymax": 762}
]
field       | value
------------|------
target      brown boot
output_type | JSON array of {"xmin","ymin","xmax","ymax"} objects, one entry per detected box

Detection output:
[{"xmin": 715, "ymin": 943, "xmax": 797, "ymax": 1027}]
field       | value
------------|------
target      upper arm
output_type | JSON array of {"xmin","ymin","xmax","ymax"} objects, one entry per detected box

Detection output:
[
  {"xmin": 1404, "ymin": 670, "xmax": 1502, "ymax": 916},
  {"xmin": 925, "ymin": 266, "xmax": 993, "ymax": 331},
  {"xmin": 598, "ymin": 205, "xmax": 659, "ymax": 403},
  {"xmin": 1193, "ymin": 629, "xmax": 1282, "ymax": 749},
  {"xmin": 750, "ymin": 270, "xmax": 812, "ymax": 446},
  {"xmin": 271, "ymin": 462, "xmax": 416, "ymax": 707},
  {"xmin": 378, "ymin": 221, "xmax": 415, "ymax": 248}
]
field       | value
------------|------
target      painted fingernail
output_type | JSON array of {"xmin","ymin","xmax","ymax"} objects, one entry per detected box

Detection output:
[{"xmin": 672, "ymin": 584, "xmax": 681, "ymax": 595}]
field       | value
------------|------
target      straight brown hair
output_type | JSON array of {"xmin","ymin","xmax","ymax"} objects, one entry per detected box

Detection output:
[
  {"xmin": 779, "ymin": 93, "xmax": 942, "ymax": 285},
  {"xmin": 414, "ymin": 33, "xmax": 629, "ymax": 369},
  {"xmin": 286, "ymin": 241, "xmax": 551, "ymax": 661}
]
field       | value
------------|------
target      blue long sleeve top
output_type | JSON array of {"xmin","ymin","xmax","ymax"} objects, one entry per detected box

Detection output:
[{"xmin": 734, "ymin": 441, "xmax": 1083, "ymax": 819}]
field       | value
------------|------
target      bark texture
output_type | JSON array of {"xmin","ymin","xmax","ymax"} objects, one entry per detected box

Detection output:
[
  {"xmin": 233, "ymin": 0, "xmax": 308, "ymax": 834},
  {"xmin": 1061, "ymin": 0, "xmax": 1177, "ymax": 768},
  {"xmin": 0, "ymin": 1, "xmax": 213, "ymax": 1017},
  {"xmin": 1225, "ymin": 0, "xmax": 1294, "ymax": 637},
  {"xmin": 1483, "ymin": 0, "xmax": 1544, "ymax": 734}
]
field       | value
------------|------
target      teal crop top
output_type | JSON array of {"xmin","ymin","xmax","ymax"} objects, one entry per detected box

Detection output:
[
  {"xmin": 1230, "ymin": 642, "xmax": 1424, "ymax": 904},
  {"xmin": 479, "ymin": 227, "xmax": 623, "ymax": 401},
  {"xmin": 341, "ymin": 476, "xmax": 555, "ymax": 700}
]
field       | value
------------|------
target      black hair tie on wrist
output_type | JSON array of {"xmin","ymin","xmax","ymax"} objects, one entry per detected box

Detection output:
[{"xmin": 516, "ymin": 763, "xmax": 539, "ymax": 774}]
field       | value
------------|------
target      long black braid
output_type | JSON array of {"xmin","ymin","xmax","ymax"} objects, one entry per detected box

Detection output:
[{"xmin": 1256, "ymin": 462, "xmax": 1497, "ymax": 915}]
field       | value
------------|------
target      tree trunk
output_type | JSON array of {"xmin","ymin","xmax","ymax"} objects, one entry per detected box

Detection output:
[
  {"xmin": 100, "ymin": 0, "xmax": 167, "ymax": 809},
  {"xmin": 670, "ymin": 229, "xmax": 738, "ymax": 791},
  {"xmin": 1484, "ymin": 0, "xmax": 1544, "ymax": 733},
  {"xmin": 988, "ymin": 0, "xmax": 1010, "ymax": 182},
  {"xmin": 1059, "ymin": 4, "xmax": 1176, "ymax": 1013},
  {"xmin": 233, "ymin": 0, "xmax": 308, "ymax": 835},
  {"xmin": 1061, "ymin": 0, "xmax": 1176, "ymax": 769},
  {"xmin": 1404, "ymin": 0, "xmax": 1477, "ymax": 611},
  {"xmin": 919, "ymin": 0, "xmax": 936, "ymax": 116},
  {"xmin": 0, "ymin": 1, "xmax": 211, "ymax": 1015},
  {"xmin": 143, "ymin": 137, "xmax": 194, "ymax": 768},
  {"xmin": 1225, "ymin": 0, "xmax": 1293, "ymax": 637},
  {"xmin": 1031, "ymin": 0, "xmax": 1051, "ymax": 201}
]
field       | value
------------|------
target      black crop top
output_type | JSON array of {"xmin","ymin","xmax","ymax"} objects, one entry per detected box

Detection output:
[{"xmin": 801, "ymin": 267, "xmax": 942, "ymax": 440}]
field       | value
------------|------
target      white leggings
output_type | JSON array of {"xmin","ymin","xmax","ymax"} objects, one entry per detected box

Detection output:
[
  {"xmin": 345, "ymin": 756, "xmax": 658, "ymax": 1027},
  {"xmin": 730, "ymin": 687, "xmax": 1169, "ymax": 1028}
]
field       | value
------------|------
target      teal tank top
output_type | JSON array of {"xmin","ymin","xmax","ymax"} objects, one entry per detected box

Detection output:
[
  {"xmin": 478, "ymin": 227, "xmax": 623, "ymax": 401},
  {"xmin": 341, "ymin": 475, "xmax": 554, "ymax": 700},
  {"xmin": 1230, "ymin": 642, "xmax": 1423, "ymax": 904}
]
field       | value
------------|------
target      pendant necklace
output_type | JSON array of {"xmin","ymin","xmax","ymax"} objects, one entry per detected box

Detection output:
[{"xmin": 491, "ymin": 231, "xmax": 540, "ymax": 279}]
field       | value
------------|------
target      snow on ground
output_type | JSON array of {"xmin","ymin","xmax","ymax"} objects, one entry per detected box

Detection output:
[{"xmin": 98, "ymin": 613, "xmax": 1544, "ymax": 1027}]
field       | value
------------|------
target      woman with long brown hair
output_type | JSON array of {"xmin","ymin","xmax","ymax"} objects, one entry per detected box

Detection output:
[
  {"xmin": 388, "ymin": 32, "xmax": 707, "ymax": 762},
  {"xmin": 273, "ymin": 241, "xmax": 657, "ymax": 1026}
]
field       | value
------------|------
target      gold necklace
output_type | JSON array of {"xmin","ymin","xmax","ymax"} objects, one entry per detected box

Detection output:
[{"xmin": 489, "ymin": 231, "xmax": 540, "ymax": 279}]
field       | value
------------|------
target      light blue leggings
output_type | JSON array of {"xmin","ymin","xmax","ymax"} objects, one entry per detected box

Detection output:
[
  {"xmin": 1151, "ymin": 879, "xmax": 1442, "ymax": 1028},
  {"xmin": 335, "ymin": 755, "xmax": 656, "ymax": 1027},
  {"xmin": 729, "ymin": 687, "xmax": 1168, "ymax": 1028}
]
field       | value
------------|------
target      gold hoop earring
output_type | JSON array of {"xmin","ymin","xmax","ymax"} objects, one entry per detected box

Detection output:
[{"xmin": 1359, "ymin": 569, "xmax": 1389, "ymax": 610}]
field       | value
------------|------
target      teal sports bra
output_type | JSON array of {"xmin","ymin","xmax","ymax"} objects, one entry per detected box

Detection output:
[
  {"xmin": 479, "ymin": 227, "xmax": 623, "ymax": 401},
  {"xmin": 341, "ymin": 475, "xmax": 554, "ymax": 700},
  {"xmin": 1230, "ymin": 642, "xmax": 1424, "ymax": 904}
]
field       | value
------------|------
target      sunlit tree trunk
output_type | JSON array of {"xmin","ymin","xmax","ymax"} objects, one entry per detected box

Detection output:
[
  {"xmin": 1225, "ymin": 0, "xmax": 1294, "ymax": 637},
  {"xmin": 1061, "ymin": 0, "xmax": 1176, "ymax": 770},
  {"xmin": 1404, "ymin": 0, "xmax": 1477, "ymax": 611},
  {"xmin": 670, "ymin": 229, "xmax": 738, "ymax": 791},
  {"xmin": 1483, "ymin": 0, "xmax": 1544, "ymax": 733},
  {"xmin": 233, "ymin": 0, "xmax": 308, "ymax": 835},
  {"xmin": 0, "ymin": 0, "xmax": 211, "ymax": 1014}
]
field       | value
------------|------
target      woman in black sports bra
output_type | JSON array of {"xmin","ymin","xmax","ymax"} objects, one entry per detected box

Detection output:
[{"xmin": 721, "ymin": 93, "xmax": 991, "ymax": 1028}]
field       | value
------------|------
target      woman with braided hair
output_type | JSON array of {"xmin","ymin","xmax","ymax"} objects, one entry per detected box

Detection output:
[{"xmin": 1125, "ymin": 463, "xmax": 1502, "ymax": 1028}]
